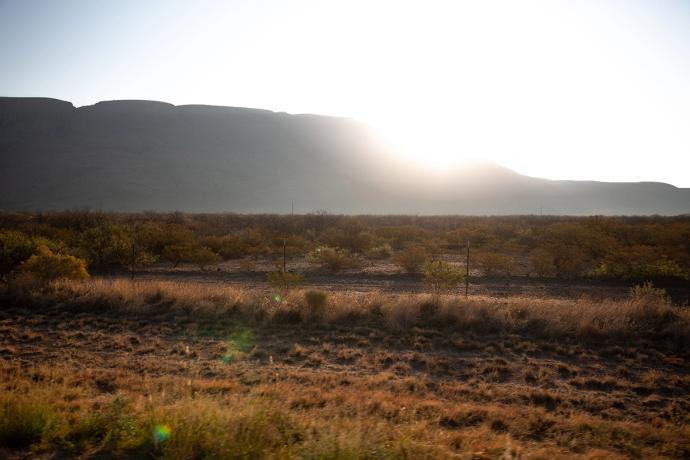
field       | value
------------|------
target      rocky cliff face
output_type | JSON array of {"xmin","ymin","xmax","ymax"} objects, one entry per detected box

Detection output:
[{"xmin": 1, "ymin": 97, "xmax": 688, "ymax": 215}]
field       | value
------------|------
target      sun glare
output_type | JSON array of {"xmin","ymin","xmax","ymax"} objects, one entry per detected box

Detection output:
[
  {"xmin": 374, "ymin": 114, "xmax": 473, "ymax": 171},
  {"xmin": 3, "ymin": 0, "xmax": 690, "ymax": 184}
]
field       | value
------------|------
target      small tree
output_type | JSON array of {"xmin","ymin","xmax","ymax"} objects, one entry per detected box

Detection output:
[
  {"xmin": 162, "ymin": 243, "xmax": 196, "ymax": 268},
  {"xmin": 393, "ymin": 245, "xmax": 428, "ymax": 274},
  {"xmin": 19, "ymin": 245, "xmax": 88, "ymax": 282},
  {"xmin": 111, "ymin": 226, "xmax": 157, "ymax": 279},
  {"xmin": 424, "ymin": 260, "xmax": 464, "ymax": 300},
  {"xmin": 80, "ymin": 225, "xmax": 116, "ymax": 268},
  {"xmin": 188, "ymin": 247, "xmax": 222, "ymax": 271}
]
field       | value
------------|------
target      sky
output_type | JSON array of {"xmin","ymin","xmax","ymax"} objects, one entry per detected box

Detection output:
[{"xmin": 1, "ymin": 0, "xmax": 690, "ymax": 186}]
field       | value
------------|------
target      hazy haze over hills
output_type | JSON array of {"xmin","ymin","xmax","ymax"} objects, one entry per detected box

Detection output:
[{"xmin": 1, "ymin": 97, "xmax": 688, "ymax": 215}]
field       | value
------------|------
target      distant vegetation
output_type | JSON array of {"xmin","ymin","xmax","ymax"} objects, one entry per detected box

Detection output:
[{"xmin": 1, "ymin": 211, "xmax": 688, "ymax": 283}]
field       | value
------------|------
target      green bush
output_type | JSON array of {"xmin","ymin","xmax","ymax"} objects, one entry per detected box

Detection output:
[{"xmin": 424, "ymin": 260, "xmax": 464, "ymax": 299}]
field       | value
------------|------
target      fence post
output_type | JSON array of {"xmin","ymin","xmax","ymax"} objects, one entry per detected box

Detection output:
[{"xmin": 465, "ymin": 240, "xmax": 470, "ymax": 298}]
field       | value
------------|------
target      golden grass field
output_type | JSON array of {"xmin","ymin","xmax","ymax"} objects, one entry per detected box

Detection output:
[{"xmin": 1, "ymin": 278, "xmax": 689, "ymax": 459}]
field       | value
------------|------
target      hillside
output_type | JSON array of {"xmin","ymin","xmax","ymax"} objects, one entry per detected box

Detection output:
[{"xmin": 1, "ymin": 97, "xmax": 688, "ymax": 215}]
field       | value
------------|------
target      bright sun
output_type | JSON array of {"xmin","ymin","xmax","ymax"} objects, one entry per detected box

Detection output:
[
  {"xmin": 9, "ymin": 0, "xmax": 690, "ymax": 185},
  {"xmin": 373, "ymin": 114, "xmax": 472, "ymax": 171}
]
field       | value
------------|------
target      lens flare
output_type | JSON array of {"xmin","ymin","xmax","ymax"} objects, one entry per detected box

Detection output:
[
  {"xmin": 153, "ymin": 424, "xmax": 171, "ymax": 443},
  {"xmin": 221, "ymin": 328, "xmax": 255, "ymax": 365},
  {"xmin": 273, "ymin": 294, "xmax": 281, "ymax": 303}
]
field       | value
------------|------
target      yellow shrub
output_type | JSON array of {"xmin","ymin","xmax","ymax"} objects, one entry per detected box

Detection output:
[{"xmin": 19, "ymin": 246, "xmax": 88, "ymax": 282}]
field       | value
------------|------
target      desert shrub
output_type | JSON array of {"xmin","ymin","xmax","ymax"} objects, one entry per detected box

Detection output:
[
  {"xmin": 105, "ymin": 225, "xmax": 158, "ymax": 278},
  {"xmin": 393, "ymin": 245, "xmax": 428, "ymax": 274},
  {"xmin": 267, "ymin": 271, "xmax": 303, "ymax": 302},
  {"xmin": 304, "ymin": 290, "xmax": 328, "ymax": 317},
  {"xmin": 188, "ymin": 247, "xmax": 222, "ymax": 270},
  {"xmin": 630, "ymin": 281, "xmax": 670, "ymax": 305},
  {"xmin": 445, "ymin": 224, "xmax": 500, "ymax": 250},
  {"xmin": 204, "ymin": 229, "xmax": 274, "ymax": 260},
  {"xmin": 474, "ymin": 251, "xmax": 515, "ymax": 277},
  {"xmin": 323, "ymin": 228, "xmax": 373, "ymax": 254},
  {"xmin": 0, "ymin": 230, "xmax": 61, "ymax": 275},
  {"xmin": 202, "ymin": 235, "xmax": 246, "ymax": 259},
  {"xmin": 530, "ymin": 248, "xmax": 555, "ymax": 277},
  {"xmin": 136, "ymin": 222, "xmax": 196, "ymax": 257},
  {"xmin": 366, "ymin": 243, "xmax": 393, "ymax": 260},
  {"xmin": 19, "ymin": 245, "xmax": 88, "ymax": 282},
  {"xmin": 162, "ymin": 243, "xmax": 196, "ymax": 267},
  {"xmin": 376, "ymin": 225, "xmax": 427, "ymax": 249},
  {"xmin": 590, "ymin": 253, "xmax": 688, "ymax": 280},
  {"xmin": 2, "ymin": 212, "xmax": 690, "ymax": 283},
  {"xmin": 306, "ymin": 247, "xmax": 359, "ymax": 273},
  {"xmin": 550, "ymin": 244, "xmax": 586, "ymax": 278},
  {"xmin": 78, "ymin": 225, "xmax": 118, "ymax": 268},
  {"xmin": 637, "ymin": 258, "xmax": 687, "ymax": 279},
  {"xmin": 424, "ymin": 260, "xmax": 464, "ymax": 299}
]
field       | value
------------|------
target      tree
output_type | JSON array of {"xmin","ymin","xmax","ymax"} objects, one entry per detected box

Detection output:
[
  {"xmin": 111, "ymin": 225, "xmax": 157, "ymax": 279},
  {"xmin": 162, "ymin": 243, "xmax": 196, "ymax": 268},
  {"xmin": 424, "ymin": 260, "xmax": 464, "ymax": 299},
  {"xmin": 19, "ymin": 245, "xmax": 88, "ymax": 282},
  {"xmin": 79, "ymin": 224, "xmax": 122, "ymax": 268}
]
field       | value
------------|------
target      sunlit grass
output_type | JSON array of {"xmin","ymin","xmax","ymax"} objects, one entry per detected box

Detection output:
[
  {"xmin": 1, "ymin": 278, "xmax": 689, "ymax": 457},
  {"xmin": 8, "ymin": 277, "xmax": 688, "ymax": 347}
]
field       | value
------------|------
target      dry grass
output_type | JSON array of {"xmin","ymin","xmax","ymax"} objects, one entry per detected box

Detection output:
[
  {"xmin": 6, "ymin": 277, "xmax": 689, "ymax": 346},
  {"xmin": 1, "ymin": 277, "xmax": 690, "ymax": 458}
]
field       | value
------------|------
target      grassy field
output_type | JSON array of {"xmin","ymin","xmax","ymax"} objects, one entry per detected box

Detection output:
[{"xmin": 1, "ymin": 278, "xmax": 689, "ymax": 458}]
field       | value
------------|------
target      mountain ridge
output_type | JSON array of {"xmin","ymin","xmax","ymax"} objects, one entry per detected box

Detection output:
[{"xmin": 1, "ymin": 97, "xmax": 688, "ymax": 215}]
